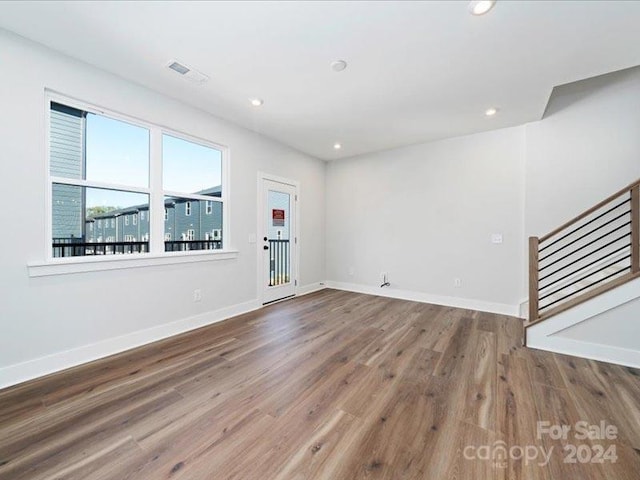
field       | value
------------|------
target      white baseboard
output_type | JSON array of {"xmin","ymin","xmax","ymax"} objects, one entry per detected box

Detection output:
[
  {"xmin": 519, "ymin": 298, "xmax": 529, "ymax": 319},
  {"xmin": 0, "ymin": 299, "xmax": 261, "ymax": 390},
  {"xmin": 526, "ymin": 336, "xmax": 640, "ymax": 369},
  {"xmin": 324, "ymin": 281, "xmax": 519, "ymax": 317},
  {"xmin": 297, "ymin": 282, "xmax": 327, "ymax": 296}
]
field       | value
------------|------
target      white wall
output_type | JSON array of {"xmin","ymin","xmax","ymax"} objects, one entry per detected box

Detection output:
[
  {"xmin": 0, "ymin": 30, "xmax": 325, "ymax": 386},
  {"xmin": 326, "ymin": 127, "xmax": 526, "ymax": 312},
  {"xmin": 556, "ymin": 293, "xmax": 640, "ymax": 353},
  {"xmin": 525, "ymin": 66, "xmax": 640, "ymax": 238}
]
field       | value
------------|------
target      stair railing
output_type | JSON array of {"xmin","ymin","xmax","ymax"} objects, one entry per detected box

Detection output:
[{"xmin": 528, "ymin": 179, "xmax": 640, "ymax": 325}]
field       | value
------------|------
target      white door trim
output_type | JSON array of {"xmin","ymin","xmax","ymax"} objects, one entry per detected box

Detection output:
[{"xmin": 257, "ymin": 172, "xmax": 300, "ymax": 305}]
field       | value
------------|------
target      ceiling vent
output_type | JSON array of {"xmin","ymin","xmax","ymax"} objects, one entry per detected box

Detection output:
[{"xmin": 166, "ymin": 60, "xmax": 209, "ymax": 84}]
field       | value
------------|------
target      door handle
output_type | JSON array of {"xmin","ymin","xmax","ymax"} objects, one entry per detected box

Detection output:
[{"xmin": 263, "ymin": 245, "xmax": 269, "ymax": 250}]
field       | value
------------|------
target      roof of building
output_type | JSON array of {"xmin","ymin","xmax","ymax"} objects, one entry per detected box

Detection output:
[{"xmin": 89, "ymin": 185, "xmax": 221, "ymax": 220}]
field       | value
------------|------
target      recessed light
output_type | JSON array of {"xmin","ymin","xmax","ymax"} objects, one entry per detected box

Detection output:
[
  {"xmin": 469, "ymin": 1, "xmax": 496, "ymax": 16},
  {"xmin": 333, "ymin": 143, "xmax": 342, "ymax": 150},
  {"xmin": 485, "ymin": 107, "xmax": 498, "ymax": 116},
  {"xmin": 331, "ymin": 60, "xmax": 348, "ymax": 72},
  {"xmin": 250, "ymin": 98, "xmax": 264, "ymax": 107}
]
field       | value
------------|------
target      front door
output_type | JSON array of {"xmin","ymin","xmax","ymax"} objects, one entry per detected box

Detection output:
[{"xmin": 261, "ymin": 178, "xmax": 297, "ymax": 304}]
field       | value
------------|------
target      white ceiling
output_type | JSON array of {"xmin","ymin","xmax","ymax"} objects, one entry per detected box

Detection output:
[{"xmin": 1, "ymin": 1, "xmax": 640, "ymax": 160}]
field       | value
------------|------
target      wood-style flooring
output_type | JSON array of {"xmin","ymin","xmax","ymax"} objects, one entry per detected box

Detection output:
[{"xmin": 1, "ymin": 289, "xmax": 639, "ymax": 479}]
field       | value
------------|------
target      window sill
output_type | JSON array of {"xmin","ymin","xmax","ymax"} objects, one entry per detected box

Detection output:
[{"xmin": 27, "ymin": 250, "xmax": 239, "ymax": 277}]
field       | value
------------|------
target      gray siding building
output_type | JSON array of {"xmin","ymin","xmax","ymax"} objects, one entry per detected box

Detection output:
[{"xmin": 51, "ymin": 103, "xmax": 85, "ymax": 240}]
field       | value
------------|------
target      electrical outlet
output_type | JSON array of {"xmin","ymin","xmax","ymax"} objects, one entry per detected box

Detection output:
[
  {"xmin": 348, "ymin": 266, "xmax": 355, "ymax": 276},
  {"xmin": 193, "ymin": 289, "xmax": 202, "ymax": 302},
  {"xmin": 380, "ymin": 272, "xmax": 388, "ymax": 283},
  {"xmin": 454, "ymin": 278, "xmax": 462, "ymax": 288}
]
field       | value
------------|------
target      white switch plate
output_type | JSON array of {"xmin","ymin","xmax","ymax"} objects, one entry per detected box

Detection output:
[
  {"xmin": 248, "ymin": 233, "xmax": 257, "ymax": 244},
  {"xmin": 491, "ymin": 233, "xmax": 503, "ymax": 244}
]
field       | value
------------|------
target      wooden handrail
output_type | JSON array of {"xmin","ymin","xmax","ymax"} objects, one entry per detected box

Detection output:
[{"xmin": 539, "ymin": 178, "xmax": 640, "ymax": 243}]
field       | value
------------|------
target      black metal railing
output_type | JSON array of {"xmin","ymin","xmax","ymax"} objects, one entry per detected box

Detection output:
[
  {"xmin": 52, "ymin": 241, "xmax": 149, "ymax": 257},
  {"xmin": 52, "ymin": 239, "xmax": 222, "ymax": 257},
  {"xmin": 165, "ymin": 240, "xmax": 222, "ymax": 252},
  {"xmin": 268, "ymin": 239, "xmax": 290, "ymax": 286},
  {"xmin": 529, "ymin": 179, "xmax": 640, "ymax": 323}
]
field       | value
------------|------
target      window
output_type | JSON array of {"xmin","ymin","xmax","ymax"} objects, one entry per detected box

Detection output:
[
  {"xmin": 162, "ymin": 133, "xmax": 224, "ymax": 251},
  {"xmin": 48, "ymin": 96, "xmax": 226, "ymax": 260}
]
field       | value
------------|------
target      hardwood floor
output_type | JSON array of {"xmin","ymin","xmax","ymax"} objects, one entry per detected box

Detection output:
[{"xmin": 1, "ymin": 289, "xmax": 639, "ymax": 479}]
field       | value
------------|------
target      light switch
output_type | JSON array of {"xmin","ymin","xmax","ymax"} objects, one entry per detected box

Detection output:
[
  {"xmin": 491, "ymin": 233, "xmax": 503, "ymax": 244},
  {"xmin": 248, "ymin": 233, "xmax": 257, "ymax": 244}
]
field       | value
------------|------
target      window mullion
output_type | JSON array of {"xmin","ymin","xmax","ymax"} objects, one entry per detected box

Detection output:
[
  {"xmin": 50, "ymin": 176, "xmax": 151, "ymax": 195},
  {"xmin": 149, "ymin": 127, "xmax": 164, "ymax": 254}
]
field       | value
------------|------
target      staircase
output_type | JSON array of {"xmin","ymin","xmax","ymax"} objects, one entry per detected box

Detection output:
[{"xmin": 525, "ymin": 179, "xmax": 640, "ymax": 367}]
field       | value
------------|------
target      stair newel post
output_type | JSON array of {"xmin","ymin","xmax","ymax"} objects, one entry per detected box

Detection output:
[
  {"xmin": 632, "ymin": 184, "xmax": 640, "ymax": 274},
  {"xmin": 529, "ymin": 236, "xmax": 540, "ymax": 322}
]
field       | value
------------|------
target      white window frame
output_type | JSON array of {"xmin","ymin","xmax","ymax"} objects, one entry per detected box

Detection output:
[
  {"xmin": 133, "ymin": 213, "xmax": 138, "ymax": 226},
  {"xmin": 185, "ymin": 201, "xmax": 192, "ymax": 216},
  {"xmin": 206, "ymin": 200, "xmax": 213, "ymax": 215},
  {"xmin": 125, "ymin": 216, "xmax": 130, "ymax": 226},
  {"xmin": 31, "ymin": 91, "xmax": 235, "ymax": 277},
  {"xmin": 111, "ymin": 218, "xmax": 115, "ymax": 228}
]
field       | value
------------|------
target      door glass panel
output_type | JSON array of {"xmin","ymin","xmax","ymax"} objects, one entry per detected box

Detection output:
[{"xmin": 268, "ymin": 190, "xmax": 290, "ymax": 286}]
